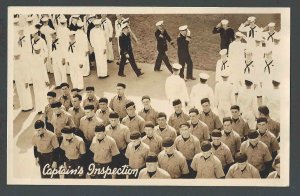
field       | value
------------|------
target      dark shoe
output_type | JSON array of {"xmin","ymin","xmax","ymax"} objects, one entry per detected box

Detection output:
[
  {"xmin": 116, "ymin": 61, "xmax": 120, "ymax": 65},
  {"xmin": 118, "ymin": 74, "xmax": 126, "ymax": 77},
  {"xmin": 29, "ymin": 83, "xmax": 33, "ymax": 86},
  {"xmin": 107, "ymin": 60, "xmax": 114, "ymax": 63},
  {"xmin": 99, "ymin": 75, "xmax": 109, "ymax": 79},
  {"xmin": 154, "ymin": 69, "xmax": 163, "ymax": 72},
  {"xmin": 22, "ymin": 108, "xmax": 33, "ymax": 112},
  {"xmin": 188, "ymin": 77, "xmax": 196, "ymax": 80},
  {"xmin": 37, "ymin": 111, "xmax": 43, "ymax": 115},
  {"xmin": 137, "ymin": 72, "xmax": 144, "ymax": 77}
]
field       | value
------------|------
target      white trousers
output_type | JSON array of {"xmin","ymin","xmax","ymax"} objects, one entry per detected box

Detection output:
[
  {"xmin": 242, "ymin": 110, "xmax": 256, "ymax": 130},
  {"xmin": 82, "ymin": 55, "xmax": 90, "ymax": 77},
  {"xmin": 52, "ymin": 56, "xmax": 67, "ymax": 86},
  {"xmin": 15, "ymin": 80, "xmax": 33, "ymax": 111},
  {"xmin": 217, "ymin": 104, "xmax": 232, "ymax": 121},
  {"xmin": 106, "ymin": 38, "xmax": 114, "ymax": 61},
  {"xmin": 94, "ymin": 48, "xmax": 108, "ymax": 77},
  {"xmin": 69, "ymin": 60, "xmax": 84, "ymax": 90}
]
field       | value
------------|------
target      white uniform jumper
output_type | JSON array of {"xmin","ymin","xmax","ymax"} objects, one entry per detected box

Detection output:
[
  {"xmin": 165, "ymin": 75, "xmax": 189, "ymax": 106},
  {"xmin": 76, "ymin": 29, "xmax": 90, "ymax": 77},
  {"xmin": 190, "ymin": 83, "xmax": 215, "ymax": 110},
  {"xmin": 100, "ymin": 17, "xmax": 114, "ymax": 61}
]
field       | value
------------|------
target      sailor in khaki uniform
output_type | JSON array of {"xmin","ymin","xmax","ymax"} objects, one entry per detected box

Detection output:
[
  {"xmin": 258, "ymin": 105, "xmax": 280, "ymax": 139},
  {"xmin": 174, "ymin": 122, "xmax": 201, "ymax": 178},
  {"xmin": 191, "ymin": 141, "xmax": 225, "ymax": 178},
  {"xmin": 226, "ymin": 152, "xmax": 260, "ymax": 178},
  {"xmin": 256, "ymin": 117, "xmax": 280, "ymax": 158},
  {"xmin": 138, "ymin": 153, "xmax": 171, "ymax": 179},
  {"xmin": 168, "ymin": 99, "xmax": 190, "ymax": 135},
  {"xmin": 240, "ymin": 131, "xmax": 273, "ymax": 178},
  {"xmin": 142, "ymin": 121, "xmax": 163, "ymax": 155},
  {"xmin": 60, "ymin": 127, "xmax": 86, "ymax": 178},
  {"xmin": 109, "ymin": 83, "xmax": 128, "ymax": 119},
  {"xmin": 82, "ymin": 86, "xmax": 99, "ymax": 111},
  {"xmin": 68, "ymin": 94, "xmax": 85, "ymax": 128},
  {"xmin": 267, "ymin": 154, "xmax": 280, "ymax": 178},
  {"xmin": 96, "ymin": 97, "xmax": 113, "ymax": 126},
  {"xmin": 44, "ymin": 91, "xmax": 57, "ymax": 132},
  {"xmin": 138, "ymin": 95, "xmax": 159, "ymax": 125},
  {"xmin": 199, "ymin": 98, "xmax": 223, "ymax": 134},
  {"xmin": 32, "ymin": 120, "xmax": 59, "ymax": 178},
  {"xmin": 90, "ymin": 124, "xmax": 120, "ymax": 179},
  {"xmin": 230, "ymin": 105, "xmax": 250, "ymax": 141},
  {"xmin": 188, "ymin": 108, "xmax": 210, "ymax": 145},
  {"xmin": 125, "ymin": 131, "xmax": 150, "ymax": 178},
  {"xmin": 58, "ymin": 83, "xmax": 73, "ymax": 111},
  {"xmin": 158, "ymin": 138, "xmax": 189, "ymax": 179},
  {"xmin": 154, "ymin": 112, "xmax": 177, "ymax": 141},
  {"xmin": 122, "ymin": 101, "xmax": 146, "ymax": 136},
  {"xmin": 220, "ymin": 117, "xmax": 241, "ymax": 157},
  {"xmin": 105, "ymin": 112, "xmax": 131, "ymax": 177},
  {"xmin": 211, "ymin": 129, "xmax": 234, "ymax": 173}
]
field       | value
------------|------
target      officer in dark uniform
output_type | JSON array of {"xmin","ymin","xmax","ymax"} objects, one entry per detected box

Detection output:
[
  {"xmin": 212, "ymin": 19, "xmax": 235, "ymax": 50},
  {"xmin": 154, "ymin": 20, "xmax": 174, "ymax": 73},
  {"xmin": 118, "ymin": 23, "xmax": 144, "ymax": 77}
]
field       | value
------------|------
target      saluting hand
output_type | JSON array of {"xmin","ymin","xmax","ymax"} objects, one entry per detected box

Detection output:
[
  {"xmin": 216, "ymin": 22, "xmax": 221, "ymax": 28},
  {"xmin": 52, "ymin": 161, "xmax": 57, "ymax": 169}
]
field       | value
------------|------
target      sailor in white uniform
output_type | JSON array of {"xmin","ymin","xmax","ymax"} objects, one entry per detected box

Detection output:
[
  {"xmin": 14, "ymin": 27, "xmax": 33, "ymax": 111},
  {"xmin": 90, "ymin": 19, "xmax": 108, "ymax": 78},
  {"xmin": 263, "ymin": 76, "xmax": 280, "ymax": 122},
  {"xmin": 76, "ymin": 20, "xmax": 90, "ymax": 77},
  {"xmin": 115, "ymin": 14, "xmax": 125, "ymax": 57},
  {"xmin": 56, "ymin": 16, "xmax": 70, "ymax": 75},
  {"xmin": 64, "ymin": 31, "xmax": 84, "ymax": 90},
  {"xmin": 215, "ymin": 49, "xmax": 232, "ymax": 83},
  {"xmin": 262, "ymin": 22, "xmax": 279, "ymax": 47},
  {"xmin": 238, "ymin": 16, "xmax": 263, "ymax": 46},
  {"xmin": 165, "ymin": 63, "xmax": 189, "ymax": 107},
  {"xmin": 100, "ymin": 14, "xmax": 114, "ymax": 62},
  {"xmin": 190, "ymin": 73, "xmax": 214, "ymax": 110}
]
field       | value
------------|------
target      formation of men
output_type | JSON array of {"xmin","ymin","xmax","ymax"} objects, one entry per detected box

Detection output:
[{"xmin": 13, "ymin": 14, "xmax": 282, "ymax": 180}]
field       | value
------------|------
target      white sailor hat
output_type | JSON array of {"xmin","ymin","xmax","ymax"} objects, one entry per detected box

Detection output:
[
  {"xmin": 179, "ymin": 25, "xmax": 188, "ymax": 31},
  {"xmin": 263, "ymin": 47, "xmax": 272, "ymax": 54},
  {"xmin": 172, "ymin": 63, "xmax": 182, "ymax": 70},
  {"xmin": 248, "ymin": 16, "xmax": 256, "ymax": 22},
  {"xmin": 122, "ymin": 18, "xmax": 130, "ymax": 24},
  {"xmin": 93, "ymin": 19, "xmax": 101, "ymax": 25},
  {"xmin": 77, "ymin": 20, "xmax": 84, "ymax": 27},
  {"xmin": 156, "ymin": 20, "xmax": 164, "ymax": 27},
  {"xmin": 41, "ymin": 16, "xmax": 49, "ymax": 22},
  {"xmin": 121, "ymin": 23, "xmax": 129, "ymax": 30},
  {"xmin": 268, "ymin": 22, "xmax": 275, "ymax": 27},
  {"xmin": 33, "ymin": 41, "xmax": 43, "ymax": 50},
  {"xmin": 221, "ymin": 19, "xmax": 229, "ymax": 25},
  {"xmin": 72, "ymin": 14, "xmax": 80, "ymax": 18},
  {"xmin": 219, "ymin": 49, "xmax": 227, "ymax": 56},
  {"xmin": 235, "ymin": 32, "xmax": 244, "ymax": 37},
  {"xmin": 13, "ymin": 17, "xmax": 19, "ymax": 23},
  {"xmin": 68, "ymin": 30, "xmax": 76, "ymax": 36},
  {"xmin": 245, "ymin": 47, "xmax": 253, "ymax": 54},
  {"xmin": 49, "ymin": 29, "xmax": 57, "ymax": 35},
  {"xmin": 59, "ymin": 16, "xmax": 67, "ymax": 23},
  {"xmin": 26, "ymin": 16, "xmax": 34, "ymax": 22},
  {"xmin": 199, "ymin": 73, "xmax": 209, "ymax": 80}
]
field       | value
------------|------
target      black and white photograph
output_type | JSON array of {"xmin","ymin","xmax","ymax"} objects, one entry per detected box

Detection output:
[{"xmin": 7, "ymin": 7, "xmax": 290, "ymax": 186}]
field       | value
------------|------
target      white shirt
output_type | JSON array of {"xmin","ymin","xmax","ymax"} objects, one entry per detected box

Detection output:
[
  {"xmin": 262, "ymin": 31, "xmax": 279, "ymax": 47},
  {"xmin": 76, "ymin": 30, "xmax": 89, "ymax": 56},
  {"xmin": 190, "ymin": 83, "xmax": 214, "ymax": 108},
  {"xmin": 215, "ymin": 81, "xmax": 236, "ymax": 108},
  {"xmin": 215, "ymin": 59, "xmax": 232, "ymax": 83},
  {"xmin": 165, "ymin": 75, "xmax": 189, "ymax": 103},
  {"xmin": 100, "ymin": 17, "xmax": 113, "ymax": 38},
  {"xmin": 90, "ymin": 27, "xmax": 107, "ymax": 50},
  {"xmin": 238, "ymin": 24, "xmax": 263, "ymax": 41}
]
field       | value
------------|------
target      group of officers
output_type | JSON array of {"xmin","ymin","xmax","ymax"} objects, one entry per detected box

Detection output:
[{"xmin": 31, "ymin": 78, "xmax": 280, "ymax": 179}]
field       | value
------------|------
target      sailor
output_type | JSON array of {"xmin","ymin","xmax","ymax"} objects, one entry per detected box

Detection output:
[
  {"xmin": 138, "ymin": 95, "xmax": 159, "ymax": 125},
  {"xmin": 215, "ymin": 49, "xmax": 232, "ymax": 83},
  {"xmin": 238, "ymin": 16, "xmax": 263, "ymax": 45},
  {"xmin": 76, "ymin": 20, "xmax": 90, "ymax": 77},
  {"xmin": 262, "ymin": 22, "xmax": 279, "ymax": 47},
  {"xmin": 212, "ymin": 19, "xmax": 235, "ymax": 50},
  {"xmin": 168, "ymin": 99, "xmax": 190, "ymax": 135},
  {"xmin": 100, "ymin": 14, "xmax": 114, "ymax": 62}
]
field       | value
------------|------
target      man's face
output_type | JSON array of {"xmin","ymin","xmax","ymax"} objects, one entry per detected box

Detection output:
[
  {"xmin": 116, "ymin": 87, "xmax": 125, "ymax": 95},
  {"xmin": 237, "ymin": 161, "xmax": 248, "ymax": 170},
  {"xmin": 116, "ymin": 14, "xmax": 122, "ymax": 20},
  {"xmin": 231, "ymin": 109, "xmax": 240, "ymax": 119},
  {"xmin": 157, "ymin": 117, "xmax": 167, "ymax": 127},
  {"xmin": 164, "ymin": 146, "xmax": 174, "ymax": 154},
  {"xmin": 84, "ymin": 109, "xmax": 94, "ymax": 118},
  {"xmin": 180, "ymin": 30, "xmax": 187, "ymax": 36},
  {"xmin": 32, "ymin": 33, "xmax": 38, "ymax": 39},
  {"xmin": 255, "ymin": 40, "xmax": 261, "ymax": 46},
  {"xmin": 36, "ymin": 127, "xmax": 44, "ymax": 136},
  {"xmin": 18, "ymin": 30, "xmax": 24, "ymax": 37},
  {"xmin": 221, "ymin": 54, "xmax": 227, "ymax": 61},
  {"xmin": 249, "ymin": 138, "xmax": 259, "ymax": 146},
  {"xmin": 109, "ymin": 118, "xmax": 119, "ymax": 127},
  {"xmin": 173, "ymin": 104, "xmax": 182, "ymax": 113},
  {"xmin": 221, "ymin": 23, "xmax": 228, "ymax": 28},
  {"xmin": 189, "ymin": 112, "xmax": 199, "ymax": 123},
  {"xmin": 86, "ymin": 90, "xmax": 94, "ymax": 98},
  {"xmin": 223, "ymin": 121, "xmax": 232, "ymax": 132},
  {"xmin": 50, "ymin": 33, "xmax": 57, "ymax": 40},
  {"xmin": 142, "ymin": 99, "xmax": 151, "ymax": 109},
  {"xmin": 246, "ymin": 53, "xmax": 253, "ymax": 60},
  {"xmin": 180, "ymin": 125, "xmax": 190, "ymax": 138},
  {"xmin": 34, "ymin": 49, "xmax": 41, "ymax": 54},
  {"xmin": 63, "ymin": 133, "xmax": 73, "ymax": 140},
  {"xmin": 69, "ymin": 34, "xmax": 75, "ymax": 42},
  {"xmin": 99, "ymin": 102, "xmax": 108, "ymax": 111},
  {"xmin": 257, "ymin": 122, "xmax": 267, "ymax": 132},
  {"xmin": 258, "ymin": 112, "xmax": 267, "ymax": 118},
  {"xmin": 72, "ymin": 97, "xmax": 81, "ymax": 107},
  {"xmin": 203, "ymin": 150, "xmax": 212, "ymax": 159},
  {"xmin": 269, "ymin": 26, "xmax": 275, "ymax": 32},
  {"xmin": 95, "ymin": 132, "xmax": 105, "ymax": 140},
  {"xmin": 265, "ymin": 52, "xmax": 272, "ymax": 59},
  {"xmin": 145, "ymin": 127, "xmax": 154, "ymax": 138},
  {"xmin": 201, "ymin": 102, "xmax": 211, "ymax": 113},
  {"xmin": 71, "ymin": 17, "xmax": 78, "ymax": 24},
  {"xmin": 131, "ymin": 138, "xmax": 141, "ymax": 146},
  {"xmin": 101, "ymin": 14, "xmax": 107, "ymax": 19},
  {"xmin": 126, "ymin": 105, "xmax": 136, "ymax": 116},
  {"xmin": 212, "ymin": 137, "xmax": 221, "ymax": 145},
  {"xmin": 158, "ymin": 25, "xmax": 164, "ymax": 31},
  {"xmin": 47, "ymin": 96, "xmax": 55, "ymax": 104},
  {"xmin": 61, "ymin": 86, "xmax": 69, "ymax": 95},
  {"xmin": 27, "ymin": 21, "xmax": 33, "ymax": 26},
  {"xmin": 123, "ymin": 27, "xmax": 129, "ymax": 34},
  {"xmin": 146, "ymin": 162, "xmax": 158, "ymax": 173},
  {"xmin": 53, "ymin": 107, "xmax": 62, "ymax": 115}
]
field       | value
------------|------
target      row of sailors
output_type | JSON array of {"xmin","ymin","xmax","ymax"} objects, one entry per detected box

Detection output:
[
  {"xmin": 165, "ymin": 63, "xmax": 280, "ymax": 130},
  {"xmin": 32, "ymin": 114, "xmax": 280, "ymax": 179}
]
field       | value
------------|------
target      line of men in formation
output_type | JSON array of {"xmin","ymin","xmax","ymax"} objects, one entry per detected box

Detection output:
[{"xmin": 32, "ymin": 80, "xmax": 280, "ymax": 179}]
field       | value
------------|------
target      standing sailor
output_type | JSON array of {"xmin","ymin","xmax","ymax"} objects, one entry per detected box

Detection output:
[
  {"xmin": 100, "ymin": 14, "xmax": 114, "ymax": 62},
  {"xmin": 212, "ymin": 19, "xmax": 235, "ymax": 50},
  {"xmin": 238, "ymin": 16, "xmax": 263, "ymax": 45},
  {"xmin": 76, "ymin": 20, "xmax": 90, "ymax": 77}
]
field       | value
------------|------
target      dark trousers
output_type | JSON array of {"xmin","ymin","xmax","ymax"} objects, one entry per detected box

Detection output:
[
  {"xmin": 84, "ymin": 141, "xmax": 93, "ymax": 174},
  {"xmin": 65, "ymin": 159, "xmax": 84, "ymax": 179},
  {"xmin": 118, "ymin": 51, "xmax": 141, "ymax": 76},
  {"xmin": 154, "ymin": 51, "xmax": 173, "ymax": 73},
  {"xmin": 90, "ymin": 162, "xmax": 112, "ymax": 179},
  {"xmin": 186, "ymin": 159, "xmax": 196, "ymax": 179},
  {"xmin": 57, "ymin": 136, "xmax": 64, "ymax": 167},
  {"xmin": 179, "ymin": 56, "xmax": 193, "ymax": 79},
  {"xmin": 38, "ymin": 152, "xmax": 59, "ymax": 178},
  {"xmin": 115, "ymin": 147, "xmax": 127, "ymax": 179}
]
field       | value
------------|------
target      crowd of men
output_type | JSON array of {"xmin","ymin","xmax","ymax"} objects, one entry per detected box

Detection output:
[{"xmin": 13, "ymin": 14, "xmax": 282, "ymax": 179}]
